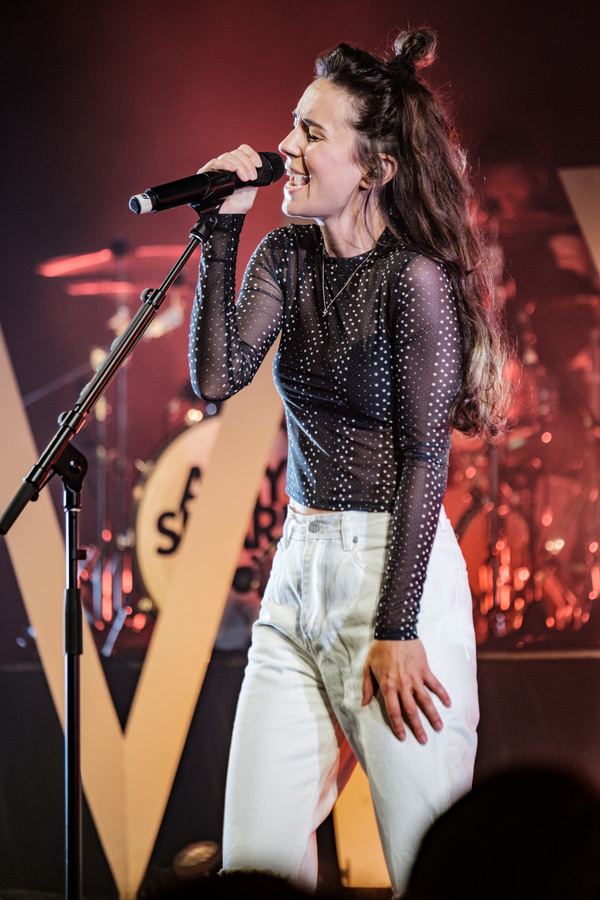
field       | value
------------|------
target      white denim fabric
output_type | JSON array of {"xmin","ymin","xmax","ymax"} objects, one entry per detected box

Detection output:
[{"xmin": 222, "ymin": 505, "xmax": 479, "ymax": 898}]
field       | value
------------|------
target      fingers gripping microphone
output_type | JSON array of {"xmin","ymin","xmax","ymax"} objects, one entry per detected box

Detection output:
[{"xmin": 129, "ymin": 151, "xmax": 285, "ymax": 214}]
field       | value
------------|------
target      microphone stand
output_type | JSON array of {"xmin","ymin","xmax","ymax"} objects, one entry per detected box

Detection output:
[{"xmin": 0, "ymin": 206, "xmax": 220, "ymax": 900}]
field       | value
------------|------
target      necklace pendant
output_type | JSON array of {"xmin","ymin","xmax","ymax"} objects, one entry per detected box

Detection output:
[{"xmin": 320, "ymin": 246, "xmax": 376, "ymax": 318}]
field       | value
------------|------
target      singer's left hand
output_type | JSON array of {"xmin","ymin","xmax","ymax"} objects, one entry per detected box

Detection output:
[
  {"xmin": 198, "ymin": 144, "xmax": 262, "ymax": 214},
  {"xmin": 362, "ymin": 638, "xmax": 451, "ymax": 744}
]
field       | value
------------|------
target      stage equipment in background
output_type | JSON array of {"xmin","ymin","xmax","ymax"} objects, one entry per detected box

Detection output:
[
  {"xmin": 447, "ymin": 167, "xmax": 600, "ymax": 648},
  {"xmin": 127, "ymin": 391, "xmax": 288, "ymax": 657},
  {"xmin": 36, "ymin": 240, "xmax": 193, "ymax": 651},
  {"xmin": 0, "ymin": 206, "xmax": 225, "ymax": 900}
]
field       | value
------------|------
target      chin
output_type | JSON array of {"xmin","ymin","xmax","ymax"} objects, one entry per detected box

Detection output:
[{"xmin": 282, "ymin": 200, "xmax": 312, "ymax": 221}]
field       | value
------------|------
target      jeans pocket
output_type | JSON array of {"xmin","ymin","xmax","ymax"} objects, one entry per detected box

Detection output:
[{"xmin": 351, "ymin": 541, "xmax": 388, "ymax": 578}]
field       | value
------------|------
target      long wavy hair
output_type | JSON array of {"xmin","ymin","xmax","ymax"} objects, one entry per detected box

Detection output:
[{"xmin": 316, "ymin": 29, "xmax": 511, "ymax": 438}]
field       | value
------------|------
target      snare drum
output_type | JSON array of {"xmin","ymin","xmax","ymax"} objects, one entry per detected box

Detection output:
[
  {"xmin": 132, "ymin": 417, "xmax": 221, "ymax": 607},
  {"xmin": 133, "ymin": 416, "xmax": 289, "ymax": 609}
]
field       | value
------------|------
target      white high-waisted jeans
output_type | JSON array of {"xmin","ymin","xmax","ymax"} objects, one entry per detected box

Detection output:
[{"xmin": 222, "ymin": 505, "xmax": 479, "ymax": 898}]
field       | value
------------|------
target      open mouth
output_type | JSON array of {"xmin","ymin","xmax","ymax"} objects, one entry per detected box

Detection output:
[{"xmin": 286, "ymin": 171, "xmax": 310, "ymax": 187}]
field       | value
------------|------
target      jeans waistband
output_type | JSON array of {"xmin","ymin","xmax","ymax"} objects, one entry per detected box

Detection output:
[
  {"xmin": 282, "ymin": 506, "xmax": 391, "ymax": 551},
  {"xmin": 282, "ymin": 504, "xmax": 450, "ymax": 550}
]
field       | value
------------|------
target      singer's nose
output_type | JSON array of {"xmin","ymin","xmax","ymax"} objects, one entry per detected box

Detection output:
[{"xmin": 278, "ymin": 128, "xmax": 298, "ymax": 160}]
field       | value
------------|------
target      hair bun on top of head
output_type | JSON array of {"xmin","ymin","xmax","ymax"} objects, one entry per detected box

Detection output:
[{"xmin": 390, "ymin": 27, "xmax": 437, "ymax": 79}]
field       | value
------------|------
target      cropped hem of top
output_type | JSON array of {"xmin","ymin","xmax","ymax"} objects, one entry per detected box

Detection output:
[{"xmin": 189, "ymin": 214, "xmax": 464, "ymax": 640}]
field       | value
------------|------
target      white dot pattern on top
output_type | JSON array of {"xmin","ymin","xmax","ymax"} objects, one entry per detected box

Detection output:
[{"xmin": 189, "ymin": 215, "xmax": 463, "ymax": 640}]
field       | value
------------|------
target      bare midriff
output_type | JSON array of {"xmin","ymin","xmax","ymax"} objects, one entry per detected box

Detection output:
[{"xmin": 289, "ymin": 502, "xmax": 337, "ymax": 516}]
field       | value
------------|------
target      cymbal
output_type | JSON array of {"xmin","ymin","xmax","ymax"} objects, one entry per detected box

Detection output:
[
  {"xmin": 66, "ymin": 281, "xmax": 150, "ymax": 297},
  {"xmin": 65, "ymin": 280, "xmax": 193, "ymax": 299},
  {"xmin": 36, "ymin": 244, "xmax": 191, "ymax": 280}
]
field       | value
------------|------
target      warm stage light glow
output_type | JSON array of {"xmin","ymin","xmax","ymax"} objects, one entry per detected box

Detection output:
[
  {"xmin": 102, "ymin": 566, "xmax": 113, "ymax": 622},
  {"xmin": 185, "ymin": 408, "xmax": 204, "ymax": 425},
  {"xmin": 36, "ymin": 248, "xmax": 113, "ymax": 277},
  {"xmin": 515, "ymin": 568, "xmax": 530, "ymax": 587},
  {"xmin": 67, "ymin": 281, "xmax": 144, "ymax": 296},
  {"xmin": 131, "ymin": 613, "xmax": 147, "ymax": 632},
  {"xmin": 122, "ymin": 558, "xmax": 133, "ymax": 595}
]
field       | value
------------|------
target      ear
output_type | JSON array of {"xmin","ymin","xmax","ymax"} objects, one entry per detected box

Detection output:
[
  {"xmin": 379, "ymin": 154, "xmax": 398, "ymax": 185},
  {"xmin": 359, "ymin": 153, "xmax": 398, "ymax": 189}
]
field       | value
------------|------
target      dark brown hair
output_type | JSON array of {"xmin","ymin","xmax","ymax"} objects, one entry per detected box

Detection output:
[{"xmin": 316, "ymin": 28, "xmax": 511, "ymax": 437}]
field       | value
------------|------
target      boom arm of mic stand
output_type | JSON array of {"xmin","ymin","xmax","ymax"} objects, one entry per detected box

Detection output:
[
  {"xmin": 0, "ymin": 206, "xmax": 220, "ymax": 535},
  {"xmin": 0, "ymin": 204, "xmax": 220, "ymax": 900}
]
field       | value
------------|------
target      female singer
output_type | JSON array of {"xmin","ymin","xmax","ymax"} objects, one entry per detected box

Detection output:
[{"xmin": 189, "ymin": 27, "xmax": 509, "ymax": 898}]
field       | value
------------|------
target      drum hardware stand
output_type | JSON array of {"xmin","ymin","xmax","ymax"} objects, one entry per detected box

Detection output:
[
  {"xmin": 579, "ymin": 302, "xmax": 600, "ymax": 615},
  {"xmin": 488, "ymin": 442, "xmax": 501, "ymax": 611},
  {"xmin": 511, "ymin": 298, "xmax": 600, "ymax": 637},
  {"xmin": 87, "ymin": 241, "xmax": 134, "ymax": 631},
  {"xmin": 91, "ymin": 356, "xmax": 132, "ymax": 638},
  {"xmin": 102, "ymin": 242, "xmax": 131, "ymax": 628},
  {"xmin": 452, "ymin": 440, "xmax": 508, "ymax": 629},
  {"xmin": 487, "ymin": 294, "xmax": 559, "ymax": 635},
  {"xmin": 453, "ymin": 483, "xmax": 488, "ymax": 543},
  {"xmin": 0, "ymin": 205, "xmax": 221, "ymax": 900}
]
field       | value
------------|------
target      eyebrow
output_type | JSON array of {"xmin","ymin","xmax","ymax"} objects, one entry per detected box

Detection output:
[{"xmin": 292, "ymin": 110, "xmax": 326, "ymax": 132}]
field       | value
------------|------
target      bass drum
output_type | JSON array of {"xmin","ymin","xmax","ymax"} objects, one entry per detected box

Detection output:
[{"xmin": 132, "ymin": 417, "xmax": 221, "ymax": 608}]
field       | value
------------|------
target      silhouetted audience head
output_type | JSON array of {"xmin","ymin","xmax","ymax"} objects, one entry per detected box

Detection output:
[
  {"xmin": 406, "ymin": 766, "xmax": 600, "ymax": 899},
  {"xmin": 139, "ymin": 868, "xmax": 314, "ymax": 899}
]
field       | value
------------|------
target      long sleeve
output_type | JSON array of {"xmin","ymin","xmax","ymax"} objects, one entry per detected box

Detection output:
[
  {"xmin": 374, "ymin": 255, "xmax": 462, "ymax": 640},
  {"xmin": 188, "ymin": 215, "xmax": 283, "ymax": 401}
]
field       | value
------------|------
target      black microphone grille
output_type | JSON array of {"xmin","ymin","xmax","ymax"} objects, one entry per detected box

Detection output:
[{"xmin": 256, "ymin": 151, "xmax": 286, "ymax": 187}]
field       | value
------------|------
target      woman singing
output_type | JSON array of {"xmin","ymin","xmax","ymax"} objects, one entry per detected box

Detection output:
[{"xmin": 189, "ymin": 27, "xmax": 508, "ymax": 898}]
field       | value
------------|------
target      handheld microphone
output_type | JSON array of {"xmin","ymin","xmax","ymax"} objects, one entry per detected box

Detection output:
[{"xmin": 129, "ymin": 151, "xmax": 285, "ymax": 214}]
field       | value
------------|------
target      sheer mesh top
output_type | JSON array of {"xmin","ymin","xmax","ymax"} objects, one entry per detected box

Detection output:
[{"xmin": 189, "ymin": 215, "xmax": 463, "ymax": 640}]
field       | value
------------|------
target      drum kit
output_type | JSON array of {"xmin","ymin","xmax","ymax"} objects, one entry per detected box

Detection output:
[
  {"xmin": 36, "ymin": 240, "xmax": 195, "ymax": 653},
  {"xmin": 36, "ymin": 222, "xmax": 600, "ymax": 652},
  {"xmin": 34, "ymin": 239, "xmax": 290, "ymax": 654},
  {"xmin": 447, "ymin": 208, "xmax": 600, "ymax": 646}
]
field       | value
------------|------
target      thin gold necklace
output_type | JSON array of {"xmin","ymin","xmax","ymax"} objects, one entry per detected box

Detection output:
[{"xmin": 321, "ymin": 247, "xmax": 376, "ymax": 316}]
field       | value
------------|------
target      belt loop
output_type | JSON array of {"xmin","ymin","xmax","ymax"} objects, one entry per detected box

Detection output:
[
  {"xmin": 341, "ymin": 512, "xmax": 354, "ymax": 551},
  {"xmin": 282, "ymin": 510, "xmax": 293, "ymax": 548}
]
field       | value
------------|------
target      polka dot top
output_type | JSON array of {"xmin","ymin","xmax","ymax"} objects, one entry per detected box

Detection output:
[{"xmin": 189, "ymin": 215, "xmax": 463, "ymax": 640}]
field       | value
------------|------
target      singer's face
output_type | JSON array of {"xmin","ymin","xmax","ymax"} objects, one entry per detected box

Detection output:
[{"xmin": 278, "ymin": 79, "xmax": 369, "ymax": 232}]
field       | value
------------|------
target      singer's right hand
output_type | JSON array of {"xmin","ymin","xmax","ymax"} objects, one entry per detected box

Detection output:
[{"xmin": 198, "ymin": 144, "xmax": 262, "ymax": 214}]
